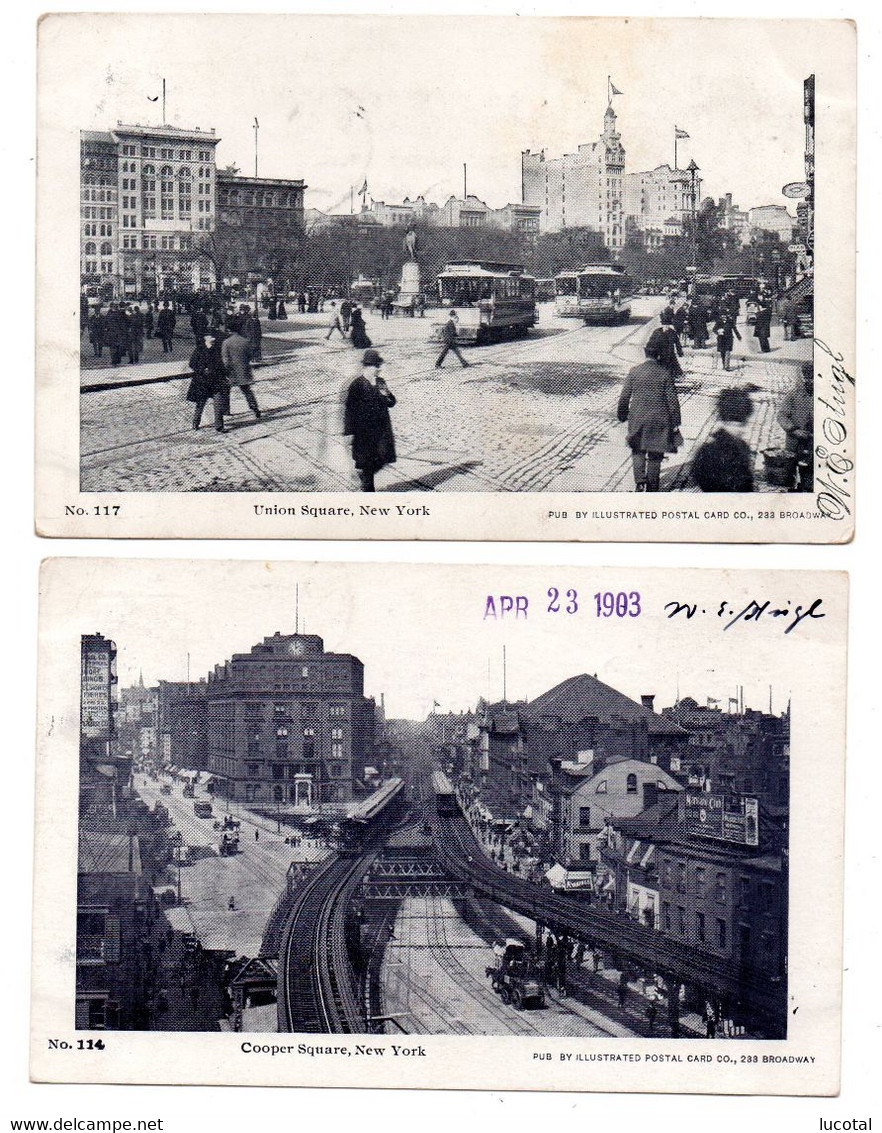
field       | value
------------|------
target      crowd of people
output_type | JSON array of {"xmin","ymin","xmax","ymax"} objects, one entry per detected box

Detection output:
[
  {"xmin": 85, "ymin": 300, "xmax": 179, "ymax": 365},
  {"xmin": 617, "ymin": 284, "xmax": 813, "ymax": 493}
]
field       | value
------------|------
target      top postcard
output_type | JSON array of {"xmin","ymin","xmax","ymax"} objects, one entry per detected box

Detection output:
[{"xmin": 35, "ymin": 14, "xmax": 855, "ymax": 541}]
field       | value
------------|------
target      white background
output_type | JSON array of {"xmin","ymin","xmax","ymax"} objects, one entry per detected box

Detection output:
[{"xmin": 7, "ymin": 0, "xmax": 878, "ymax": 1130}]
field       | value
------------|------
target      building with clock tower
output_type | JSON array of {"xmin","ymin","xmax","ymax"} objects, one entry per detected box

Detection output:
[{"xmin": 202, "ymin": 631, "xmax": 375, "ymax": 807}]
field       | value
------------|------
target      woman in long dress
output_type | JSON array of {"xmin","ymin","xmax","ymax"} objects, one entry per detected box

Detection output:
[{"xmin": 349, "ymin": 305, "xmax": 372, "ymax": 349}]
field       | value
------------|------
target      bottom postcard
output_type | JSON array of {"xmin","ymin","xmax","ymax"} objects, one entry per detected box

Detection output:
[{"xmin": 31, "ymin": 559, "xmax": 847, "ymax": 1093}]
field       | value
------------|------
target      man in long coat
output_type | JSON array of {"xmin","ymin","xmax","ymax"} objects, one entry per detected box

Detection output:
[
  {"xmin": 221, "ymin": 322, "xmax": 261, "ymax": 422},
  {"xmin": 187, "ymin": 332, "xmax": 229, "ymax": 433},
  {"xmin": 157, "ymin": 301, "xmax": 176, "ymax": 353},
  {"xmin": 343, "ymin": 348, "xmax": 397, "ymax": 492},
  {"xmin": 103, "ymin": 303, "xmax": 130, "ymax": 366},
  {"xmin": 617, "ymin": 334, "xmax": 682, "ymax": 492}
]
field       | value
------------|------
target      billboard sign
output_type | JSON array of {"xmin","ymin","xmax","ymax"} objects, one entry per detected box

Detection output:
[{"xmin": 685, "ymin": 792, "xmax": 759, "ymax": 847}]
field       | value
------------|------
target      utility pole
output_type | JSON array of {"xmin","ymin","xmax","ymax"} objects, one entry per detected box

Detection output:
[{"xmin": 253, "ymin": 118, "xmax": 259, "ymax": 178}]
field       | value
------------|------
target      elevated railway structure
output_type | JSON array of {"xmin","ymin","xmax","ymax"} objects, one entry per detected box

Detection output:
[
  {"xmin": 276, "ymin": 778, "xmax": 407, "ymax": 1033},
  {"xmin": 432, "ymin": 773, "xmax": 786, "ymax": 1037}
]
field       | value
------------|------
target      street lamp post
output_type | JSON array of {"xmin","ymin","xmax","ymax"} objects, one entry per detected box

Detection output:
[{"xmin": 687, "ymin": 159, "xmax": 700, "ymax": 274}]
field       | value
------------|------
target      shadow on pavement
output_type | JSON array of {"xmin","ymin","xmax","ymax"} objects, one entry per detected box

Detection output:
[{"xmin": 386, "ymin": 460, "xmax": 483, "ymax": 491}]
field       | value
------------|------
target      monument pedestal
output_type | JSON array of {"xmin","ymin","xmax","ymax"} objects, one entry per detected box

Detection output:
[{"xmin": 397, "ymin": 261, "xmax": 421, "ymax": 310}]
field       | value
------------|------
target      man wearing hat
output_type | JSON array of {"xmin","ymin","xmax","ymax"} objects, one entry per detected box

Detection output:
[{"xmin": 343, "ymin": 349, "xmax": 397, "ymax": 491}]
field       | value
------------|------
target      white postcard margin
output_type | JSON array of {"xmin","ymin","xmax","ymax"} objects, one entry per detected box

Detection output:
[
  {"xmin": 30, "ymin": 559, "xmax": 847, "ymax": 1092},
  {"xmin": 33, "ymin": 15, "xmax": 855, "ymax": 543}
]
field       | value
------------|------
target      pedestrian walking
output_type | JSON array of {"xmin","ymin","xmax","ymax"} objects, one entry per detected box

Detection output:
[
  {"xmin": 777, "ymin": 361, "xmax": 814, "ymax": 491},
  {"xmin": 127, "ymin": 304, "xmax": 144, "ymax": 364},
  {"xmin": 777, "ymin": 295, "xmax": 798, "ymax": 341},
  {"xmin": 339, "ymin": 297, "xmax": 352, "ymax": 333},
  {"xmin": 646, "ymin": 997, "xmax": 658, "ymax": 1034},
  {"xmin": 687, "ymin": 299, "xmax": 709, "ymax": 348},
  {"xmin": 655, "ymin": 314, "xmax": 684, "ymax": 377},
  {"xmin": 298, "ymin": 290, "xmax": 307, "ymax": 314},
  {"xmin": 343, "ymin": 348, "xmax": 397, "ymax": 492},
  {"xmin": 617, "ymin": 971, "xmax": 628, "ymax": 1009},
  {"xmin": 349, "ymin": 305, "xmax": 372, "ymax": 350},
  {"xmin": 277, "ymin": 298, "xmax": 287, "ymax": 320},
  {"xmin": 187, "ymin": 332, "xmax": 229, "ymax": 434},
  {"xmin": 241, "ymin": 307, "xmax": 262, "ymax": 362},
  {"xmin": 436, "ymin": 310, "xmax": 469, "ymax": 369},
  {"xmin": 87, "ymin": 308, "xmax": 105, "ymax": 358},
  {"xmin": 254, "ymin": 828, "xmax": 259, "ymax": 841},
  {"xmin": 103, "ymin": 303, "xmax": 129, "ymax": 366},
  {"xmin": 617, "ymin": 333, "xmax": 683, "ymax": 492},
  {"xmin": 714, "ymin": 309, "xmax": 742, "ymax": 372},
  {"xmin": 267, "ymin": 296, "xmax": 278, "ymax": 320},
  {"xmin": 143, "ymin": 302, "xmax": 154, "ymax": 340},
  {"xmin": 325, "ymin": 302, "xmax": 346, "ymax": 340},
  {"xmin": 190, "ymin": 306, "xmax": 208, "ymax": 342},
  {"xmin": 157, "ymin": 301, "xmax": 176, "ymax": 353},
  {"xmin": 692, "ymin": 387, "xmax": 755, "ymax": 492},
  {"xmin": 221, "ymin": 322, "xmax": 262, "ymax": 422},
  {"xmin": 753, "ymin": 295, "xmax": 773, "ymax": 353}
]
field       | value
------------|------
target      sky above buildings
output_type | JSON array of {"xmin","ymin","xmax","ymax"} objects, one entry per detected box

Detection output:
[
  {"xmin": 56, "ymin": 14, "xmax": 839, "ymax": 216},
  {"xmin": 60, "ymin": 560, "xmax": 808, "ymax": 721}
]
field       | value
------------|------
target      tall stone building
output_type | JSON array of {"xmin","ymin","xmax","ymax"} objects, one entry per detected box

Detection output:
[
  {"xmin": 622, "ymin": 164, "xmax": 702, "ymax": 249},
  {"xmin": 521, "ymin": 105, "xmax": 626, "ymax": 250},
  {"xmin": 202, "ymin": 631, "xmax": 375, "ymax": 807},
  {"xmin": 81, "ymin": 121, "xmax": 221, "ymax": 298}
]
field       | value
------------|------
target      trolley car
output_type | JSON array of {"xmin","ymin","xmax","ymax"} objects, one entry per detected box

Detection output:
[
  {"xmin": 575, "ymin": 263, "xmax": 633, "ymax": 324},
  {"xmin": 433, "ymin": 261, "xmax": 537, "ymax": 344},
  {"xmin": 553, "ymin": 270, "xmax": 583, "ymax": 317}
]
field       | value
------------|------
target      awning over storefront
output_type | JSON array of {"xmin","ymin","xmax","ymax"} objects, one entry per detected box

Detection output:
[{"xmin": 545, "ymin": 864, "xmax": 596, "ymax": 892}]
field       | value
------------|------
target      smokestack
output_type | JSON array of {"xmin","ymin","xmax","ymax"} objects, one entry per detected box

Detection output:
[{"xmin": 641, "ymin": 694, "xmax": 655, "ymax": 712}]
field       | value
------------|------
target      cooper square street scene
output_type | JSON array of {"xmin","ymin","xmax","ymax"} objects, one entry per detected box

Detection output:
[
  {"xmin": 76, "ymin": 605, "xmax": 789, "ymax": 1040},
  {"xmin": 77, "ymin": 22, "xmax": 815, "ymax": 496}
]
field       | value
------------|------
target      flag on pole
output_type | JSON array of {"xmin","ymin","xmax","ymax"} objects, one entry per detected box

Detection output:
[
  {"xmin": 610, "ymin": 81, "xmax": 624, "ymax": 97},
  {"xmin": 675, "ymin": 127, "xmax": 690, "ymax": 139},
  {"xmin": 360, "ymin": 179, "xmax": 368, "ymax": 195},
  {"xmin": 254, "ymin": 117, "xmax": 259, "ymax": 128}
]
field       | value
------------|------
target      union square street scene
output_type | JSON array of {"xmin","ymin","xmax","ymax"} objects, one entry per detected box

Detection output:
[{"xmin": 76, "ymin": 19, "xmax": 817, "ymax": 496}]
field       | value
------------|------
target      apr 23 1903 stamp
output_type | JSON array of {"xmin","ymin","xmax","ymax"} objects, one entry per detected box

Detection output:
[
  {"xmin": 31, "ymin": 559, "xmax": 847, "ymax": 1092},
  {"xmin": 35, "ymin": 15, "xmax": 854, "ymax": 541}
]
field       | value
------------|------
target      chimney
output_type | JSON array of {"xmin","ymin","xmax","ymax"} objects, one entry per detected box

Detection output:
[{"xmin": 641, "ymin": 694, "xmax": 655, "ymax": 712}]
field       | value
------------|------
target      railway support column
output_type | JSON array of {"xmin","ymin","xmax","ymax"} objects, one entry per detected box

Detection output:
[{"xmin": 666, "ymin": 979, "xmax": 682, "ymax": 1038}]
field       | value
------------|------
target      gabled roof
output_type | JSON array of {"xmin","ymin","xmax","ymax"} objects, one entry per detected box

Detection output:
[{"xmin": 525, "ymin": 673, "xmax": 685, "ymax": 736}]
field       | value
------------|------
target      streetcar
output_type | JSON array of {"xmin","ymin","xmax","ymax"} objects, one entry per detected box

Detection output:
[
  {"xmin": 432, "ymin": 769, "xmax": 457, "ymax": 816},
  {"xmin": 433, "ymin": 261, "xmax": 538, "ymax": 344},
  {"xmin": 575, "ymin": 263, "xmax": 633, "ymax": 324},
  {"xmin": 333, "ymin": 777, "xmax": 406, "ymax": 855},
  {"xmin": 536, "ymin": 277, "xmax": 556, "ymax": 302},
  {"xmin": 553, "ymin": 270, "xmax": 583, "ymax": 317}
]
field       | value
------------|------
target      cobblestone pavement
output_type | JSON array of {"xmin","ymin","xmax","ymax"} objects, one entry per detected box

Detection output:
[{"xmin": 80, "ymin": 300, "xmax": 810, "ymax": 494}]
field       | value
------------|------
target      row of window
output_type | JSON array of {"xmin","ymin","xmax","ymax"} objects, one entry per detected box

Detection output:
[
  {"xmin": 120, "ymin": 144, "xmax": 213, "ymax": 161},
  {"xmin": 82, "ymin": 261, "xmax": 114, "ymax": 275},
  {"xmin": 82, "ymin": 223, "xmax": 113, "ymax": 238},
  {"xmin": 218, "ymin": 189, "xmax": 299, "ymax": 208},
  {"xmin": 662, "ymin": 902, "xmax": 728, "ymax": 948},
  {"xmin": 82, "ymin": 188, "xmax": 117, "ymax": 202}
]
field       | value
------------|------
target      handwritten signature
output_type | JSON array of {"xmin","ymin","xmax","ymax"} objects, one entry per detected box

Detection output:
[{"xmin": 664, "ymin": 597, "xmax": 825, "ymax": 635}]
